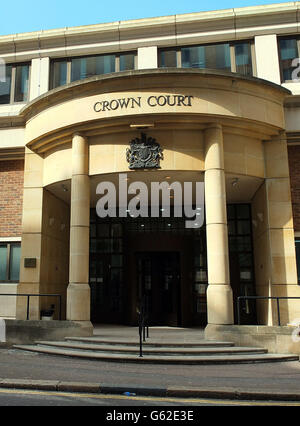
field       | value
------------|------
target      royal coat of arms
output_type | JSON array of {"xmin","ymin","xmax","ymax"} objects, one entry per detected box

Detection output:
[{"xmin": 126, "ymin": 133, "xmax": 163, "ymax": 169}]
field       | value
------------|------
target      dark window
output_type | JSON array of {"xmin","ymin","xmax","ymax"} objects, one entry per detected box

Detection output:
[
  {"xmin": 279, "ymin": 37, "xmax": 299, "ymax": 82},
  {"xmin": 159, "ymin": 41, "xmax": 254, "ymax": 77},
  {"xmin": 182, "ymin": 43, "xmax": 231, "ymax": 71},
  {"xmin": 159, "ymin": 49, "xmax": 178, "ymax": 68},
  {"xmin": 50, "ymin": 52, "xmax": 136, "ymax": 89},
  {"xmin": 90, "ymin": 214, "xmax": 124, "ymax": 318},
  {"xmin": 0, "ymin": 65, "xmax": 12, "ymax": 104},
  {"xmin": 119, "ymin": 53, "xmax": 136, "ymax": 71},
  {"xmin": 234, "ymin": 42, "xmax": 253, "ymax": 77},
  {"xmin": 228, "ymin": 204, "xmax": 256, "ymax": 324},
  {"xmin": 71, "ymin": 55, "xmax": 116, "ymax": 82},
  {"xmin": 0, "ymin": 63, "xmax": 29, "ymax": 105},
  {"xmin": 14, "ymin": 64, "xmax": 30, "ymax": 102},
  {"xmin": 0, "ymin": 242, "xmax": 21, "ymax": 282},
  {"xmin": 51, "ymin": 60, "xmax": 68, "ymax": 88}
]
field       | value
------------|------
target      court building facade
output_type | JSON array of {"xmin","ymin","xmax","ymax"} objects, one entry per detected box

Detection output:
[{"xmin": 1, "ymin": 2, "xmax": 300, "ymax": 349}]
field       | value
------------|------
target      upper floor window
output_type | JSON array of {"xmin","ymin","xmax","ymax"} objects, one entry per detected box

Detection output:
[
  {"xmin": 0, "ymin": 63, "xmax": 30, "ymax": 105},
  {"xmin": 50, "ymin": 52, "xmax": 136, "ymax": 89},
  {"xmin": 0, "ymin": 242, "xmax": 21, "ymax": 282},
  {"xmin": 182, "ymin": 43, "xmax": 231, "ymax": 71},
  {"xmin": 159, "ymin": 41, "xmax": 255, "ymax": 77},
  {"xmin": 278, "ymin": 37, "xmax": 299, "ymax": 82}
]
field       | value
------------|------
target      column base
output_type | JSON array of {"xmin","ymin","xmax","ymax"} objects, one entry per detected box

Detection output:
[
  {"xmin": 206, "ymin": 284, "xmax": 234, "ymax": 325},
  {"xmin": 66, "ymin": 283, "xmax": 90, "ymax": 321}
]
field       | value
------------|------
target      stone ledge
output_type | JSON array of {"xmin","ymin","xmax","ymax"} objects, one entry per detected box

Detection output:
[
  {"xmin": 0, "ymin": 320, "xmax": 93, "ymax": 347},
  {"xmin": 205, "ymin": 324, "xmax": 300, "ymax": 355}
]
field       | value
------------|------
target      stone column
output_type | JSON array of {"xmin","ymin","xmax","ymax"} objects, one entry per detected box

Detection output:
[
  {"xmin": 66, "ymin": 133, "xmax": 91, "ymax": 321},
  {"xmin": 252, "ymin": 131, "xmax": 299, "ymax": 325},
  {"xmin": 204, "ymin": 124, "xmax": 234, "ymax": 324}
]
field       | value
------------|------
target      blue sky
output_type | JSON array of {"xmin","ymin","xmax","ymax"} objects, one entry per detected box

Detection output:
[{"xmin": 1, "ymin": 0, "xmax": 291, "ymax": 36}]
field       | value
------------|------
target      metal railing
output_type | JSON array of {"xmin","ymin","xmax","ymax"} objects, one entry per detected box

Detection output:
[
  {"xmin": 0, "ymin": 293, "xmax": 62, "ymax": 320},
  {"xmin": 137, "ymin": 295, "xmax": 150, "ymax": 357},
  {"xmin": 237, "ymin": 296, "xmax": 300, "ymax": 326}
]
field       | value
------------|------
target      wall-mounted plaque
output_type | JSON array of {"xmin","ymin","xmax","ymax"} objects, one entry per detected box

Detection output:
[{"xmin": 24, "ymin": 258, "xmax": 37, "ymax": 268}]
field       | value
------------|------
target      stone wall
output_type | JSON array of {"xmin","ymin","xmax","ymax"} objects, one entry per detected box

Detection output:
[{"xmin": 205, "ymin": 324, "xmax": 300, "ymax": 355}]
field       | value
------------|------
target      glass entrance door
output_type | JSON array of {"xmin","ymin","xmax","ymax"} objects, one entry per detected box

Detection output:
[{"xmin": 136, "ymin": 252, "xmax": 181, "ymax": 326}]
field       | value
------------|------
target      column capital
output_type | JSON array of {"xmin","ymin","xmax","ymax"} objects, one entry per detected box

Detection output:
[
  {"xmin": 276, "ymin": 130, "xmax": 287, "ymax": 142},
  {"xmin": 204, "ymin": 123, "xmax": 224, "ymax": 171},
  {"xmin": 72, "ymin": 132, "xmax": 89, "ymax": 176},
  {"xmin": 72, "ymin": 131, "xmax": 87, "ymax": 140},
  {"xmin": 204, "ymin": 123, "xmax": 222, "ymax": 131}
]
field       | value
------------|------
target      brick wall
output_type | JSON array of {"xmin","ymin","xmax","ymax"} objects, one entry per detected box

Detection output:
[
  {"xmin": 288, "ymin": 145, "xmax": 300, "ymax": 232},
  {"xmin": 0, "ymin": 160, "xmax": 24, "ymax": 237}
]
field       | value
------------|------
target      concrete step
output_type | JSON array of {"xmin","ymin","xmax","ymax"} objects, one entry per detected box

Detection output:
[
  {"xmin": 64, "ymin": 337, "xmax": 235, "ymax": 348},
  {"xmin": 13, "ymin": 343, "xmax": 299, "ymax": 364},
  {"xmin": 33, "ymin": 340, "xmax": 268, "ymax": 356}
]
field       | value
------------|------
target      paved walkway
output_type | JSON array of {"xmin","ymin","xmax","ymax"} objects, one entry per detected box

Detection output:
[{"xmin": 0, "ymin": 325, "xmax": 300, "ymax": 401}]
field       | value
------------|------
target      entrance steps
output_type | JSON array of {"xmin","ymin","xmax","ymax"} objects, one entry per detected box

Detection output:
[{"xmin": 13, "ymin": 335, "xmax": 298, "ymax": 364}]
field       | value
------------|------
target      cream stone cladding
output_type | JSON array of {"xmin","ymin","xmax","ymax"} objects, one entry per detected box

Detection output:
[
  {"xmin": 43, "ymin": 145, "xmax": 72, "ymax": 187},
  {"xmin": 22, "ymin": 70, "xmax": 286, "ymax": 150},
  {"xmin": 19, "ymin": 69, "xmax": 288, "ymax": 185},
  {"xmin": 16, "ymin": 146, "xmax": 70, "ymax": 320},
  {"xmin": 252, "ymin": 132, "xmax": 300, "ymax": 325},
  {"xmin": 89, "ymin": 129, "xmax": 204, "ymax": 175},
  {"xmin": 18, "ymin": 69, "xmax": 299, "ymax": 324},
  {"xmin": 223, "ymin": 133, "xmax": 265, "ymax": 178}
]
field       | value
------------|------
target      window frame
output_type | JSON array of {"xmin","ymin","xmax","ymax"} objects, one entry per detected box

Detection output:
[
  {"xmin": 50, "ymin": 51, "xmax": 137, "ymax": 89},
  {"xmin": 0, "ymin": 62, "xmax": 31, "ymax": 105},
  {"xmin": 0, "ymin": 241, "xmax": 21, "ymax": 283},
  {"xmin": 278, "ymin": 36, "xmax": 300, "ymax": 83},
  {"xmin": 158, "ymin": 40, "xmax": 257, "ymax": 77},
  {"xmin": 295, "ymin": 236, "xmax": 300, "ymax": 284}
]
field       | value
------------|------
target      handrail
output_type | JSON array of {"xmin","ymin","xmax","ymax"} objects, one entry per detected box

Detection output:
[
  {"xmin": 137, "ymin": 295, "xmax": 150, "ymax": 357},
  {"xmin": 0, "ymin": 293, "xmax": 62, "ymax": 320},
  {"xmin": 237, "ymin": 296, "xmax": 300, "ymax": 326}
]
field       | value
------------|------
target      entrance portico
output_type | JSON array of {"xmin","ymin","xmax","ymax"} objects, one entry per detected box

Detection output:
[{"xmin": 15, "ymin": 69, "xmax": 300, "ymax": 328}]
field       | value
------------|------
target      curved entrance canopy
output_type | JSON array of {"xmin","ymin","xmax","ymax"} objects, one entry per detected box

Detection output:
[{"xmin": 16, "ymin": 69, "xmax": 297, "ymax": 328}]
